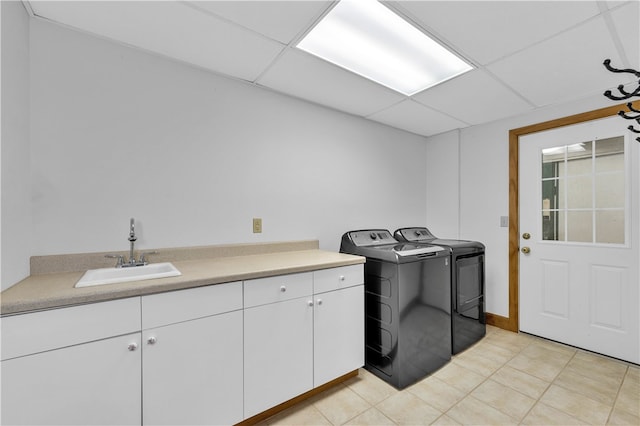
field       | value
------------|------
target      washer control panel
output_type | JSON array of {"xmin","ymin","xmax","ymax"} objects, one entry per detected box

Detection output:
[{"xmin": 348, "ymin": 230, "xmax": 396, "ymax": 246}]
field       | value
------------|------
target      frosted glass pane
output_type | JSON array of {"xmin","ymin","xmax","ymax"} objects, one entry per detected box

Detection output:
[
  {"xmin": 567, "ymin": 176, "xmax": 592, "ymax": 209},
  {"xmin": 595, "ymin": 172, "xmax": 624, "ymax": 208},
  {"xmin": 556, "ymin": 178, "xmax": 566, "ymax": 209},
  {"xmin": 595, "ymin": 152, "xmax": 624, "ymax": 173},
  {"xmin": 542, "ymin": 155, "xmax": 560, "ymax": 179},
  {"xmin": 542, "ymin": 146, "xmax": 565, "ymax": 179},
  {"xmin": 567, "ymin": 141, "xmax": 592, "ymax": 176},
  {"xmin": 541, "ymin": 179, "xmax": 559, "ymax": 210},
  {"xmin": 567, "ymin": 211, "xmax": 592, "ymax": 243},
  {"xmin": 596, "ymin": 210, "xmax": 624, "ymax": 244},
  {"xmin": 595, "ymin": 137, "xmax": 624, "ymax": 173},
  {"xmin": 542, "ymin": 210, "xmax": 563, "ymax": 241}
]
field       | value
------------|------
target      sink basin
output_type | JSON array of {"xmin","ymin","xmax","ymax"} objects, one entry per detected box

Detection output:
[{"xmin": 75, "ymin": 262, "xmax": 181, "ymax": 288}]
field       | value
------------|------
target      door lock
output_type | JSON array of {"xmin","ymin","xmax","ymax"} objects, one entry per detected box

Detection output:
[
  {"xmin": 521, "ymin": 247, "xmax": 531, "ymax": 254},
  {"xmin": 522, "ymin": 233, "xmax": 531, "ymax": 240}
]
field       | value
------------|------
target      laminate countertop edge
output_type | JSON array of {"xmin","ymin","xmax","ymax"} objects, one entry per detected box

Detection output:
[{"xmin": 1, "ymin": 250, "xmax": 365, "ymax": 316}]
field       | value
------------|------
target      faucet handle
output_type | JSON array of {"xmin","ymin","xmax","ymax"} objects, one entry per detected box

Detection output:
[
  {"xmin": 105, "ymin": 254, "xmax": 125, "ymax": 267},
  {"xmin": 139, "ymin": 251, "xmax": 158, "ymax": 265}
]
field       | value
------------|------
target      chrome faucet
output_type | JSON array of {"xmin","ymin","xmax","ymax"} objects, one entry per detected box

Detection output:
[
  {"xmin": 128, "ymin": 218, "xmax": 137, "ymax": 265},
  {"xmin": 105, "ymin": 218, "xmax": 158, "ymax": 268}
]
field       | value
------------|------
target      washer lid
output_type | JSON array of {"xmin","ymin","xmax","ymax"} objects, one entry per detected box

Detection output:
[{"xmin": 393, "ymin": 244, "xmax": 445, "ymax": 256}]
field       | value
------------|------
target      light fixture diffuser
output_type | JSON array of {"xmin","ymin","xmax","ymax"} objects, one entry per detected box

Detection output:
[{"xmin": 296, "ymin": 0, "xmax": 473, "ymax": 96}]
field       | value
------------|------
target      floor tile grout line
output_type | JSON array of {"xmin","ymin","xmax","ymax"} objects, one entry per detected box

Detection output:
[
  {"xmin": 259, "ymin": 327, "xmax": 637, "ymax": 426},
  {"xmin": 484, "ymin": 338, "xmax": 550, "ymax": 424},
  {"xmin": 434, "ymin": 336, "xmax": 532, "ymax": 425},
  {"xmin": 604, "ymin": 364, "xmax": 631, "ymax": 425},
  {"xmin": 516, "ymin": 346, "xmax": 577, "ymax": 426}
]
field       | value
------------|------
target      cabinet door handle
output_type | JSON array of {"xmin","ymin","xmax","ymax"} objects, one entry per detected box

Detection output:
[
  {"xmin": 147, "ymin": 336, "xmax": 157, "ymax": 345},
  {"xmin": 307, "ymin": 300, "xmax": 314, "ymax": 307},
  {"xmin": 317, "ymin": 299, "xmax": 323, "ymax": 305},
  {"xmin": 127, "ymin": 343, "xmax": 138, "ymax": 351},
  {"xmin": 280, "ymin": 285, "xmax": 287, "ymax": 292}
]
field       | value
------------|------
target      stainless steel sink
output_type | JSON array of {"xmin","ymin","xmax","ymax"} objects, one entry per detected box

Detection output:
[{"xmin": 75, "ymin": 262, "xmax": 181, "ymax": 288}]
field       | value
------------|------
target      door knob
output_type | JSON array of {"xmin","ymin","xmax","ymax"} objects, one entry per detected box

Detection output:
[
  {"xmin": 522, "ymin": 233, "xmax": 531, "ymax": 240},
  {"xmin": 521, "ymin": 247, "xmax": 531, "ymax": 254}
]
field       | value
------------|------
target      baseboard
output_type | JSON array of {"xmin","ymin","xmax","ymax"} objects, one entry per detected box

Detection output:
[
  {"xmin": 486, "ymin": 312, "xmax": 518, "ymax": 332},
  {"xmin": 237, "ymin": 369, "xmax": 359, "ymax": 426}
]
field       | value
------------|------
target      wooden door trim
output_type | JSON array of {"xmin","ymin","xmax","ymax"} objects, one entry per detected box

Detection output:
[{"xmin": 486, "ymin": 101, "xmax": 639, "ymax": 332}]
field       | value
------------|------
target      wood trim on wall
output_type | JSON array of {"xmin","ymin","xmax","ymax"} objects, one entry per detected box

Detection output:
[{"xmin": 493, "ymin": 101, "xmax": 640, "ymax": 333}]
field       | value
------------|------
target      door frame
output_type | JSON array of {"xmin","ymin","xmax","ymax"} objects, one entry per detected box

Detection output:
[{"xmin": 487, "ymin": 100, "xmax": 640, "ymax": 332}]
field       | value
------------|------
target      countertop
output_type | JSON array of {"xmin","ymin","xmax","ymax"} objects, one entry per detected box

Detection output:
[{"xmin": 1, "ymin": 247, "xmax": 365, "ymax": 316}]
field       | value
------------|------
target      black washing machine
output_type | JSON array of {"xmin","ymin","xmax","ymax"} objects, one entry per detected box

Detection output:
[
  {"xmin": 394, "ymin": 227, "xmax": 486, "ymax": 354},
  {"xmin": 340, "ymin": 229, "xmax": 451, "ymax": 389}
]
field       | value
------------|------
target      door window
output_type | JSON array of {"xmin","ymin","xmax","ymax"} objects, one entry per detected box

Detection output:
[{"xmin": 541, "ymin": 136, "xmax": 625, "ymax": 244}]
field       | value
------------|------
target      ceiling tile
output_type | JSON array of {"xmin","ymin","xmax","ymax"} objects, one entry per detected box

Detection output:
[
  {"xmin": 413, "ymin": 70, "xmax": 533, "ymax": 125},
  {"xmin": 256, "ymin": 48, "xmax": 404, "ymax": 117},
  {"xmin": 487, "ymin": 17, "xmax": 626, "ymax": 107},
  {"xmin": 185, "ymin": 0, "xmax": 333, "ymax": 44},
  {"xmin": 368, "ymin": 100, "xmax": 468, "ymax": 137},
  {"xmin": 392, "ymin": 0, "xmax": 601, "ymax": 65},
  {"xmin": 609, "ymin": 1, "xmax": 640, "ymax": 68},
  {"xmin": 29, "ymin": 1, "xmax": 285, "ymax": 81}
]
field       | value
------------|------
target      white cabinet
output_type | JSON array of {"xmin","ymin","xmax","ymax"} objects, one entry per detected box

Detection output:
[
  {"xmin": 314, "ymin": 284, "xmax": 364, "ymax": 386},
  {"xmin": 1, "ymin": 298, "xmax": 142, "ymax": 425},
  {"xmin": 141, "ymin": 282, "xmax": 243, "ymax": 426},
  {"xmin": 243, "ymin": 272, "xmax": 314, "ymax": 418},
  {"xmin": 243, "ymin": 266, "xmax": 364, "ymax": 418},
  {"xmin": 1, "ymin": 262, "xmax": 364, "ymax": 425}
]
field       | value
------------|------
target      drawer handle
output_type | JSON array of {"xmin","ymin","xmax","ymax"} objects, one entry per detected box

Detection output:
[
  {"xmin": 280, "ymin": 285, "xmax": 287, "ymax": 292},
  {"xmin": 127, "ymin": 343, "xmax": 138, "ymax": 352},
  {"xmin": 147, "ymin": 336, "xmax": 157, "ymax": 345},
  {"xmin": 339, "ymin": 275, "xmax": 345, "ymax": 281}
]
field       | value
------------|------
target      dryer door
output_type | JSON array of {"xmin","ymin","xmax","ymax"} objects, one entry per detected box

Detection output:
[{"xmin": 455, "ymin": 254, "xmax": 484, "ymax": 319}]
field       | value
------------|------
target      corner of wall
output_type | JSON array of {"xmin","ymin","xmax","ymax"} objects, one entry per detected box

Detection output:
[{"xmin": 1, "ymin": 0, "xmax": 32, "ymax": 291}]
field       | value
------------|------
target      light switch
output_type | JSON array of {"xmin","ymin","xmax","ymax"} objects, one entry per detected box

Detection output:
[
  {"xmin": 253, "ymin": 218, "xmax": 262, "ymax": 233},
  {"xmin": 500, "ymin": 216, "xmax": 509, "ymax": 227}
]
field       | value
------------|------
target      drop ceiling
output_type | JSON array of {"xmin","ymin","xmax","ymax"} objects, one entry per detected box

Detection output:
[{"xmin": 25, "ymin": 1, "xmax": 640, "ymax": 137}]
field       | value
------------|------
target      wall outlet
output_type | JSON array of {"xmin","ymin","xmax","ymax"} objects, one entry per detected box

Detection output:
[
  {"xmin": 253, "ymin": 218, "xmax": 262, "ymax": 233},
  {"xmin": 500, "ymin": 216, "xmax": 509, "ymax": 227}
]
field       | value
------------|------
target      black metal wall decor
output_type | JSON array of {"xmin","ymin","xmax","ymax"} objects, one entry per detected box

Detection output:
[{"xmin": 603, "ymin": 59, "xmax": 640, "ymax": 142}]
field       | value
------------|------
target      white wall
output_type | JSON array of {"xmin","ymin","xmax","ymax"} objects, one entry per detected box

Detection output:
[
  {"xmin": 426, "ymin": 93, "xmax": 624, "ymax": 317},
  {"xmin": 425, "ymin": 130, "xmax": 460, "ymax": 238},
  {"xmin": 1, "ymin": 1, "xmax": 31, "ymax": 291},
  {"xmin": 27, "ymin": 19, "xmax": 428, "ymax": 261}
]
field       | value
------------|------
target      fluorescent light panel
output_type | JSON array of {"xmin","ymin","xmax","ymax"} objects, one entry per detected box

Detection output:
[{"xmin": 297, "ymin": 0, "xmax": 473, "ymax": 96}]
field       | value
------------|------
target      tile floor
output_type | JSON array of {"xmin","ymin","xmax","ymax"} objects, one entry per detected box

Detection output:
[{"xmin": 259, "ymin": 326, "xmax": 640, "ymax": 425}]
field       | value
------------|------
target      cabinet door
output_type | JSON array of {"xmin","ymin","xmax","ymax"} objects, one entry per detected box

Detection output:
[
  {"xmin": 244, "ymin": 297, "xmax": 314, "ymax": 418},
  {"xmin": 1, "ymin": 333, "xmax": 141, "ymax": 425},
  {"xmin": 142, "ymin": 310, "xmax": 243, "ymax": 426},
  {"xmin": 314, "ymin": 285, "xmax": 365, "ymax": 386}
]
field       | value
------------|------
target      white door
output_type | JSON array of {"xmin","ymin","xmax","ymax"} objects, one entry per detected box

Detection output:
[
  {"xmin": 314, "ymin": 285, "xmax": 364, "ymax": 386},
  {"xmin": 244, "ymin": 297, "xmax": 314, "ymax": 418},
  {"xmin": 519, "ymin": 116, "xmax": 639, "ymax": 363},
  {"xmin": 1, "ymin": 334, "xmax": 142, "ymax": 425},
  {"xmin": 142, "ymin": 311, "xmax": 243, "ymax": 426}
]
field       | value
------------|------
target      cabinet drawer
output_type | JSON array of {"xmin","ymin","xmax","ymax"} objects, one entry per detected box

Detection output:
[
  {"xmin": 244, "ymin": 272, "xmax": 313, "ymax": 308},
  {"xmin": 314, "ymin": 265, "xmax": 363, "ymax": 294},
  {"xmin": 1, "ymin": 297, "xmax": 141, "ymax": 361},
  {"xmin": 142, "ymin": 281, "xmax": 242, "ymax": 329}
]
